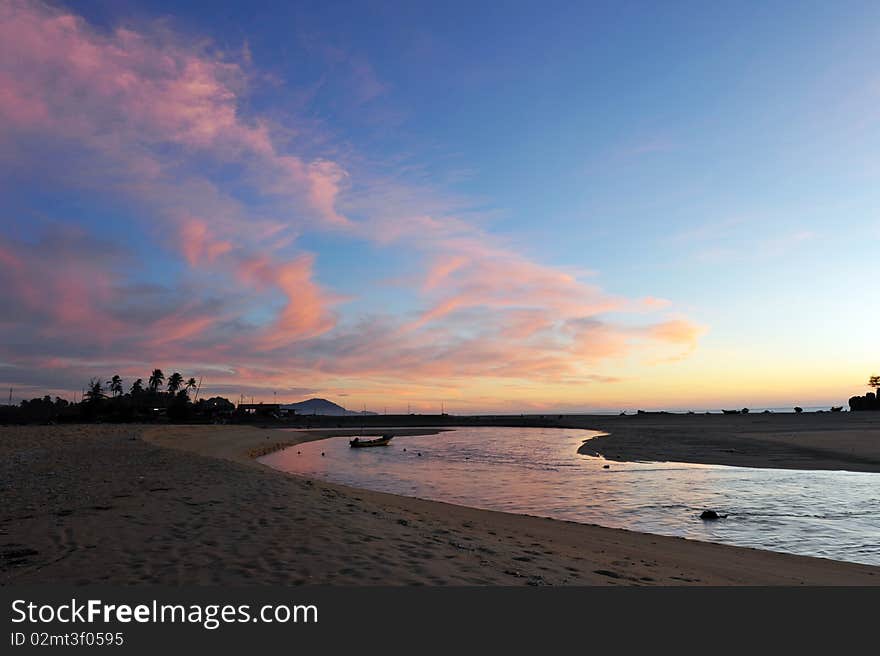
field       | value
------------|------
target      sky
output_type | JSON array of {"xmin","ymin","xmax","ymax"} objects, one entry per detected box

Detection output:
[{"xmin": 1, "ymin": 0, "xmax": 878, "ymax": 412}]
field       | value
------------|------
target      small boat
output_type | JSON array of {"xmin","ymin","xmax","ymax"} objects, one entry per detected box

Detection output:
[{"xmin": 350, "ymin": 434, "xmax": 394, "ymax": 448}]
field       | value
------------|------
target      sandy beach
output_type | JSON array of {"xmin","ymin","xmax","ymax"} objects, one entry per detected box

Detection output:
[
  {"xmin": 2, "ymin": 421, "xmax": 879, "ymax": 586},
  {"xmin": 574, "ymin": 411, "xmax": 880, "ymax": 472}
]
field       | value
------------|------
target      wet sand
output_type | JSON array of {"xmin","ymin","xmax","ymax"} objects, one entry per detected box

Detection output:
[
  {"xmin": 572, "ymin": 412, "xmax": 880, "ymax": 472},
  {"xmin": 2, "ymin": 423, "xmax": 879, "ymax": 585}
]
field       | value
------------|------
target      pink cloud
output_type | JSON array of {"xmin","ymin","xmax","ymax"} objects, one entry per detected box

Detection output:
[
  {"xmin": 0, "ymin": 2, "xmax": 706, "ymax": 406},
  {"xmin": 179, "ymin": 216, "xmax": 234, "ymax": 266},
  {"xmin": 0, "ymin": 0, "xmax": 347, "ymax": 227},
  {"xmin": 0, "ymin": 0, "xmax": 345, "ymax": 356},
  {"xmin": 0, "ymin": 231, "xmax": 128, "ymax": 351},
  {"xmin": 236, "ymin": 253, "xmax": 340, "ymax": 347},
  {"xmin": 423, "ymin": 255, "xmax": 468, "ymax": 291},
  {"xmin": 147, "ymin": 309, "xmax": 221, "ymax": 348},
  {"xmin": 405, "ymin": 240, "xmax": 621, "ymax": 332},
  {"xmin": 305, "ymin": 160, "xmax": 351, "ymax": 227}
]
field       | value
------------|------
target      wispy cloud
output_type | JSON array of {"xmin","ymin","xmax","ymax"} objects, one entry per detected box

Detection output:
[{"xmin": 0, "ymin": 1, "xmax": 705, "ymax": 406}]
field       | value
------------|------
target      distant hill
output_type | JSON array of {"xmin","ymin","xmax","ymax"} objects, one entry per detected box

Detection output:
[{"xmin": 281, "ymin": 398, "xmax": 377, "ymax": 416}]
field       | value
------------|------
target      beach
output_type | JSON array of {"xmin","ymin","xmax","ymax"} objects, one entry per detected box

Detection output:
[
  {"xmin": 2, "ymin": 421, "xmax": 879, "ymax": 585},
  {"xmin": 574, "ymin": 411, "xmax": 880, "ymax": 472}
]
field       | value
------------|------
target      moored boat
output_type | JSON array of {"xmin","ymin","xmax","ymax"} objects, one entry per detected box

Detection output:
[{"xmin": 350, "ymin": 434, "xmax": 394, "ymax": 448}]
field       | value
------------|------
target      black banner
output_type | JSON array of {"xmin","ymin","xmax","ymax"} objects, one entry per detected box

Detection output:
[{"xmin": 1, "ymin": 586, "xmax": 877, "ymax": 652}]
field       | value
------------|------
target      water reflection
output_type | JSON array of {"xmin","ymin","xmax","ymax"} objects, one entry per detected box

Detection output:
[{"xmin": 260, "ymin": 427, "xmax": 880, "ymax": 566}]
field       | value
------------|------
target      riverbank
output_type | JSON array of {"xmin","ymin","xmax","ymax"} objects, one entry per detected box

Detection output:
[
  {"xmin": 571, "ymin": 412, "xmax": 880, "ymax": 472},
  {"xmin": 231, "ymin": 410, "xmax": 880, "ymax": 472},
  {"xmin": 2, "ymin": 424, "xmax": 879, "ymax": 585}
]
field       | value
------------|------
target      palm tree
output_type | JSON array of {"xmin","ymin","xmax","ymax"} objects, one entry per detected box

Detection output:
[
  {"xmin": 84, "ymin": 378, "xmax": 105, "ymax": 403},
  {"xmin": 107, "ymin": 375, "xmax": 123, "ymax": 397},
  {"xmin": 130, "ymin": 379, "xmax": 144, "ymax": 395},
  {"xmin": 167, "ymin": 372, "xmax": 184, "ymax": 394},
  {"xmin": 185, "ymin": 377, "xmax": 197, "ymax": 397},
  {"xmin": 148, "ymin": 369, "xmax": 164, "ymax": 393},
  {"xmin": 869, "ymin": 375, "xmax": 880, "ymax": 395}
]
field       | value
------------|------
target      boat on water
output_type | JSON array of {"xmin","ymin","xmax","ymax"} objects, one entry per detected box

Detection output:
[{"xmin": 350, "ymin": 434, "xmax": 394, "ymax": 448}]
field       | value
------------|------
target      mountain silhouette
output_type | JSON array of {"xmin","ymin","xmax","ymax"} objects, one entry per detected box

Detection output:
[{"xmin": 281, "ymin": 398, "xmax": 377, "ymax": 416}]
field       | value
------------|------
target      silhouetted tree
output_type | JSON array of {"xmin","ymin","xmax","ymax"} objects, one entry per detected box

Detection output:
[
  {"xmin": 167, "ymin": 372, "xmax": 184, "ymax": 394},
  {"xmin": 84, "ymin": 378, "xmax": 105, "ymax": 403},
  {"xmin": 17, "ymin": 396, "xmax": 60, "ymax": 423},
  {"xmin": 168, "ymin": 388, "xmax": 192, "ymax": 420},
  {"xmin": 185, "ymin": 377, "xmax": 197, "ymax": 396},
  {"xmin": 148, "ymin": 369, "xmax": 164, "ymax": 393},
  {"xmin": 130, "ymin": 379, "xmax": 144, "ymax": 395},
  {"xmin": 850, "ymin": 376, "xmax": 880, "ymax": 411},
  {"xmin": 108, "ymin": 375, "xmax": 123, "ymax": 397},
  {"xmin": 794, "ymin": 406, "xmax": 803, "ymax": 413}
]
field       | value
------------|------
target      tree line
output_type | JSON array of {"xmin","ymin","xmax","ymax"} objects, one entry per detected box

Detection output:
[
  {"xmin": 85, "ymin": 369, "xmax": 198, "ymax": 402},
  {"xmin": 3, "ymin": 369, "xmax": 236, "ymax": 423}
]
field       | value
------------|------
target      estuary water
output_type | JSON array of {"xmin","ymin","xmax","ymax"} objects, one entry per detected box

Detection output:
[{"xmin": 259, "ymin": 427, "xmax": 880, "ymax": 565}]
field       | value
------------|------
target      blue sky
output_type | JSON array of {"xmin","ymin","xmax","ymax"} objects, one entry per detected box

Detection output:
[{"xmin": 0, "ymin": 0, "xmax": 877, "ymax": 410}]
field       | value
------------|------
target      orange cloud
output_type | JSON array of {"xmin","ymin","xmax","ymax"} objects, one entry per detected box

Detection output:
[
  {"xmin": 644, "ymin": 319, "xmax": 706, "ymax": 347},
  {"xmin": 236, "ymin": 254, "xmax": 339, "ymax": 348}
]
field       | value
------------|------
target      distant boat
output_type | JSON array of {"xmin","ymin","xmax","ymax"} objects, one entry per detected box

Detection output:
[{"xmin": 350, "ymin": 434, "xmax": 394, "ymax": 448}]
